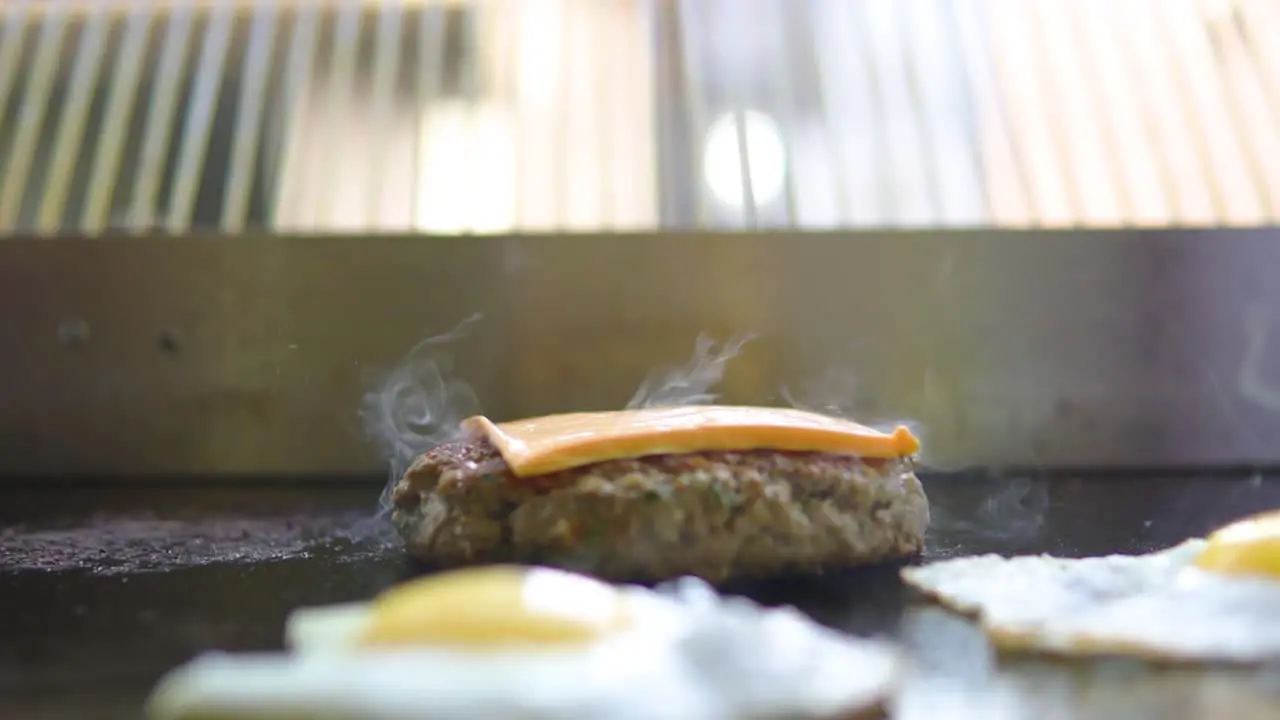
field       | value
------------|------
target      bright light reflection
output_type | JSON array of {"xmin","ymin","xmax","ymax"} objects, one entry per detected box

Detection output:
[
  {"xmin": 415, "ymin": 101, "xmax": 516, "ymax": 233},
  {"xmin": 702, "ymin": 110, "xmax": 787, "ymax": 209}
]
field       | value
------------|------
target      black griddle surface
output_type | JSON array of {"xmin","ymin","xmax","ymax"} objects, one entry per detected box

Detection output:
[{"xmin": 3, "ymin": 472, "xmax": 1280, "ymax": 720}]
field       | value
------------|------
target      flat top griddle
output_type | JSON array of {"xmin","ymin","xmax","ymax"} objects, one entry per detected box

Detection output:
[{"xmin": 3, "ymin": 472, "xmax": 1280, "ymax": 720}]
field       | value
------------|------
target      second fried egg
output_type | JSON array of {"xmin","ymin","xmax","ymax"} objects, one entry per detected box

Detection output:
[{"xmin": 901, "ymin": 510, "xmax": 1280, "ymax": 662}]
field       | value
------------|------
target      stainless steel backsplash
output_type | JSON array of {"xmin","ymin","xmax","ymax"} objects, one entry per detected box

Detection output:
[{"xmin": 3, "ymin": 230, "xmax": 1280, "ymax": 477}]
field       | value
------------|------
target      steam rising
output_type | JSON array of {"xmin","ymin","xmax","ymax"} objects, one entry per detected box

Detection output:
[
  {"xmin": 361, "ymin": 324, "xmax": 1049, "ymax": 547},
  {"xmin": 926, "ymin": 476, "xmax": 1050, "ymax": 549},
  {"xmin": 780, "ymin": 364, "xmax": 1048, "ymax": 544},
  {"xmin": 780, "ymin": 369, "xmax": 930, "ymax": 465},
  {"xmin": 362, "ymin": 314, "xmax": 483, "ymax": 513},
  {"xmin": 626, "ymin": 334, "xmax": 757, "ymax": 409}
]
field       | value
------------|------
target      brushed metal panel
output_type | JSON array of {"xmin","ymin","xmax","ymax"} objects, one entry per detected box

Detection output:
[{"xmin": 3, "ymin": 229, "xmax": 1280, "ymax": 478}]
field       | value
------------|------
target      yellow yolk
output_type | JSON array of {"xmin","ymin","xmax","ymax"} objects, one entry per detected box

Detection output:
[
  {"xmin": 357, "ymin": 566, "xmax": 631, "ymax": 648},
  {"xmin": 1192, "ymin": 510, "xmax": 1280, "ymax": 579}
]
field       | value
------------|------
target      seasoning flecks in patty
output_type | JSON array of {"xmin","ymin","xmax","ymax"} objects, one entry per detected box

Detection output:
[{"xmin": 390, "ymin": 435, "xmax": 929, "ymax": 584}]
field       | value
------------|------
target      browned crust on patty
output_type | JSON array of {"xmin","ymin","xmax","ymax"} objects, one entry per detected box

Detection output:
[{"xmin": 390, "ymin": 436, "xmax": 929, "ymax": 583}]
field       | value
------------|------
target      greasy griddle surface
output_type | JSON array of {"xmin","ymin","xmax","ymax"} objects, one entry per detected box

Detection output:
[{"xmin": 2, "ymin": 472, "xmax": 1280, "ymax": 720}]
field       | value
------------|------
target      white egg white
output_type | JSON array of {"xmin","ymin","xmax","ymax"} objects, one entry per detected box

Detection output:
[
  {"xmin": 146, "ymin": 576, "xmax": 902, "ymax": 720},
  {"xmin": 902, "ymin": 539, "xmax": 1280, "ymax": 662}
]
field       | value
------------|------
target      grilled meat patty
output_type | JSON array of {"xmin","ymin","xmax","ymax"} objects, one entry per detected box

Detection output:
[{"xmin": 390, "ymin": 436, "xmax": 929, "ymax": 583}]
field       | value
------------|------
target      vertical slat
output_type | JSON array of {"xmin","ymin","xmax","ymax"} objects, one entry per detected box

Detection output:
[
  {"xmin": 363, "ymin": 0, "xmax": 403, "ymax": 231},
  {"xmin": 731, "ymin": 108, "xmax": 760, "ymax": 228},
  {"xmin": 129, "ymin": 5, "xmax": 196, "ymax": 230},
  {"xmin": 1126, "ymin": 0, "xmax": 1225, "ymax": 224},
  {"xmin": 809, "ymin": 0, "xmax": 887, "ymax": 226},
  {"xmin": 552, "ymin": 0, "xmax": 572, "ymax": 231},
  {"xmin": 947, "ymin": 0, "xmax": 1032, "ymax": 226},
  {"xmin": 510, "ymin": 0, "xmax": 545, "ymax": 231},
  {"xmin": 757, "ymin": 0, "xmax": 801, "ymax": 229},
  {"xmin": 562, "ymin": 0, "xmax": 603, "ymax": 231},
  {"xmin": 674, "ymin": 0, "xmax": 710, "ymax": 227},
  {"xmin": 592, "ymin": 0, "xmax": 615, "ymax": 230},
  {"xmin": 1025, "ymin": 0, "xmax": 1124, "ymax": 227},
  {"xmin": 713, "ymin": 0, "xmax": 760, "ymax": 229},
  {"xmin": 457, "ymin": 3, "xmax": 482, "ymax": 234},
  {"xmin": 1113, "ymin": 0, "xmax": 1217, "ymax": 224},
  {"xmin": 36, "ymin": 3, "xmax": 110, "ymax": 234},
  {"xmin": 479, "ymin": 0, "xmax": 517, "ymax": 234},
  {"xmin": 1067, "ymin": 0, "xmax": 1174, "ymax": 226},
  {"xmin": 982, "ymin": 0, "xmax": 1076, "ymax": 227},
  {"xmin": 411, "ymin": 2, "xmax": 446, "ymax": 231},
  {"xmin": 0, "ymin": 0, "xmax": 32, "ymax": 143},
  {"xmin": 415, "ymin": 0, "xmax": 490, "ymax": 233},
  {"xmin": 611, "ymin": 0, "xmax": 658, "ymax": 231},
  {"xmin": 1235, "ymin": 0, "xmax": 1280, "ymax": 218},
  {"xmin": 1157, "ymin": 0, "xmax": 1265, "ymax": 225},
  {"xmin": 318, "ymin": 0, "xmax": 362, "ymax": 229},
  {"xmin": 789, "ymin": 1, "xmax": 844, "ymax": 228},
  {"xmin": 704, "ymin": 0, "xmax": 758, "ymax": 229},
  {"xmin": 449, "ymin": 0, "xmax": 516, "ymax": 234},
  {"xmin": 1237, "ymin": 0, "xmax": 1280, "ymax": 111},
  {"xmin": 843, "ymin": 0, "xmax": 894, "ymax": 226},
  {"xmin": 0, "ymin": 0, "xmax": 68, "ymax": 232},
  {"xmin": 555, "ymin": 0, "xmax": 578, "ymax": 230},
  {"xmin": 166, "ymin": 0, "xmax": 235, "ymax": 233},
  {"xmin": 504, "ymin": 0, "xmax": 529, "ymax": 229},
  {"xmin": 489, "ymin": 0, "xmax": 522, "ymax": 232},
  {"xmin": 901, "ymin": 0, "xmax": 988, "ymax": 226},
  {"xmin": 463, "ymin": 2, "xmax": 486, "ymax": 233},
  {"xmin": 82, "ymin": 6, "xmax": 152, "ymax": 234},
  {"xmin": 221, "ymin": 0, "xmax": 279, "ymax": 233},
  {"xmin": 1193, "ymin": 0, "xmax": 1280, "ymax": 219},
  {"xmin": 862, "ymin": 0, "xmax": 936, "ymax": 226},
  {"xmin": 272, "ymin": 2, "xmax": 320, "ymax": 230}
]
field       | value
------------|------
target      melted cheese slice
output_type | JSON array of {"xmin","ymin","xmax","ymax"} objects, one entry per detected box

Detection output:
[{"xmin": 462, "ymin": 405, "xmax": 920, "ymax": 478}]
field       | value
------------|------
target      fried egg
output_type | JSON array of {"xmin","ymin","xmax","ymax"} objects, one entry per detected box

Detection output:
[
  {"xmin": 146, "ymin": 565, "xmax": 901, "ymax": 719},
  {"xmin": 901, "ymin": 509, "xmax": 1280, "ymax": 662}
]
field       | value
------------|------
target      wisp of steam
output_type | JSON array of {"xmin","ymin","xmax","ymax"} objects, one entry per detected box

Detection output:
[
  {"xmin": 360, "ymin": 324, "xmax": 1048, "ymax": 547},
  {"xmin": 626, "ymin": 334, "xmax": 757, "ymax": 409},
  {"xmin": 780, "ymin": 362, "xmax": 1048, "ymax": 545},
  {"xmin": 363, "ymin": 328, "xmax": 751, "ymax": 521},
  {"xmin": 925, "ymin": 475, "xmax": 1050, "ymax": 551},
  {"xmin": 362, "ymin": 314, "xmax": 484, "ymax": 515},
  {"xmin": 780, "ymin": 368, "xmax": 930, "ymax": 462}
]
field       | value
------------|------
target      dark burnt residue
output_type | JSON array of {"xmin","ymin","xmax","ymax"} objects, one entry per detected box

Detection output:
[
  {"xmin": 0, "ymin": 486, "xmax": 397, "ymax": 575},
  {"xmin": 0, "ymin": 513, "xmax": 393, "ymax": 575}
]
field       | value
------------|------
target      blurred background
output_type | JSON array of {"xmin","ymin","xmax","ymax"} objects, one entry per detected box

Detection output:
[
  {"xmin": 1, "ymin": 0, "xmax": 1280, "ymax": 477},
  {"xmin": 5, "ymin": 8, "xmax": 1280, "ymax": 720},
  {"xmin": 6, "ymin": 7, "xmax": 1280, "ymax": 718},
  {"xmin": 2, "ymin": 0, "xmax": 1277, "ymax": 236}
]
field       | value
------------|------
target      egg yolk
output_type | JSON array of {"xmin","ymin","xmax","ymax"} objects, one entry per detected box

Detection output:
[
  {"xmin": 1192, "ymin": 509, "xmax": 1280, "ymax": 579},
  {"xmin": 357, "ymin": 565, "xmax": 631, "ymax": 648}
]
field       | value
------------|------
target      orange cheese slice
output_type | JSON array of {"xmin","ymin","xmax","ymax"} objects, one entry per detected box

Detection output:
[{"xmin": 461, "ymin": 405, "xmax": 920, "ymax": 478}]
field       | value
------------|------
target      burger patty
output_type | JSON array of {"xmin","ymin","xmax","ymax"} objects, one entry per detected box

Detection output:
[{"xmin": 389, "ymin": 436, "xmax": 929, "ymax": 583}]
